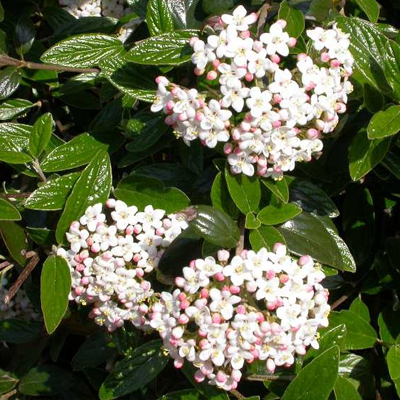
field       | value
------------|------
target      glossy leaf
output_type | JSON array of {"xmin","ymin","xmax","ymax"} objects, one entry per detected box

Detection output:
[
  {"xmin": 349, "ymin": 296, "xmax": 370, "ymax": 322},
  {"xmin": 329, "ymin": 310, "xmax": 377, "ymax": 350},
  {"xmin": 0, "ymin": 98, "xmax": 34, "ymax": 121},
  {"xmin": 211, "ymin": 172, "xmax": 239, "ymax": 218},
  {"xmin": 278, "ymin": 1, "xmax": 305, "ymax": 38},
  {"xmin": 189, "ymin": 205, "xmax": 240, "ymax": 249},
  {"xmin": 41, "ymin": 34, "xmax": 125, "ymax": 68},
  {"xmin": 25, "ymin": 172, "xmax": 80, "ymax": 211},
  {"xmin": 115, "ymin": 175, "xmax": 190, "ymax": 213},
  {"xmin": 281, "ymin": 346, "xmax": 339, "ymax": 400},
  {"xmin": 277, "ymin": 212, "xmax": 355, "ymax": 272},
  {"xmin": 249, "ymin": 225, "xmax": 286, "ymax": 252},
  {"xmin": 126, "ymin": 30, "xmax": 198, "ymax": 65},
  {"xmin": 378, "ymin": 307, "xmax": 400, "ymax": 345},
  {"xmin": 367, "ymin": 105, "xmax": 400, "ymax": 139},
  {"xmin": 261, "ymin": 178, "xmax": 289, "ymax": 203},
  {"xmin": 15, "ymin": 15, "xmax": 36, "ymax": 55},
  {"xmin": 354, "ymin": 0, "xmax": 379, "ymax": 22},
  {"xmin": 56, "ymin": 151, "xmax": 112, "ymax": 244},
  {"xmin": 147, "ymin": 0, "xmax": 175, "ymax": 35},
  {"xmin": 99, "ymin": 340, "xmax": 168, "ymax": 400},
  {"xmin": 339, "ymin": 354, "xmax": 369, "ymax": 378},
  {"xmin": 41, "ymin": 256, "xmax": 72, "ymax": 334},
  {"xmin": 0, "ymin": 319, "xmax": 43, "ymax": 343},
  {"xmin": 0, "ymin": 198, "xmax": 21, "ymax": 221},
  {"xmin": 334, "ymin": 376, "xmax": 362, "ymax": 400},
  {"xmin": 0, "ymin": 122, "xmax": 32, "ymax": 164},
  {"xmin": 0, "ymin": 67, "xmax": 20, "ymax": 100},
  {"xmin": 258, "ymin": 203, "xmax": 302, "ymax": 225},
  {"xmin": 349, "ymin": 128, "xmax": 391, "ymax": 180},
  {"xmin": 387, "ymin": 345, "xmax": 400, "ymax": 396},
  {"xmin": 225, "ymin": 169, "xmax": 261, "ymax": 214},
  {"xmin": 0, "ymin": 221, "xmax": 28, "ymax": 266},
  {"xmin": 29, "ymin": 113, "xmax": 54, "ymax": 159}
]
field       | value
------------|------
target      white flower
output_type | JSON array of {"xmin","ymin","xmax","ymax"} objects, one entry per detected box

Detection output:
[
  {"xmin": 246, "ymin": 87, "xmax": 273, "ymax": 118},
  {"xmin": 191, "ymin": 39, "xmax": 215, "ymax": 69},
  {"xmin": 223, "ymin": 255, "xmax": 252, "ymax": 286},
  {"xmin": 269, "ymin": 69, "xmax": 299, "ymax": 98},
  {"xmin": 209, "ymin": 288, "xmax": 241, "ymax": 320},
  {"xmin": 227, "ymin": 151, "xmax": 255, "ymax": 176},
  {"xmin": 220, "ymin": 82, "xmax": 250, "ymax": 112},
  {"xmin": 111, "ymin": 201, "xmax": 138, "ymax": 231},
  {"xmin": 221, "ymin": 5, "xmax": 258, "ymax": 31},
  {"xmin": 136, "ymin": 205, "xmax": 165, "ymax": 232},
  {"xmin": 260, "ymin": 22, "xmax": 290, "ymax": 56}
]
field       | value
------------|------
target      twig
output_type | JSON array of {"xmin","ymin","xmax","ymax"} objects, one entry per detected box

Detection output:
[
  {"xmin": 4, "ymin": 253, "xmax": 39, "ymax": 304},
  {"xmin": 0, "ymin": 192, "xmax": 32, "ymax": 198},
  {"xmin": 235, "ymin": 216, "xmax": 245, "ymax": 256},
  {"xmin": 1, "ymin": 389, "xmax": 17, "ymax": 399},
  {"xmin": 0, "ymin": 55, "xmax": 100, "ymax": 74},
  {"xmin": 230, "ymin": 389, "xmax": 245, "ymax": 399},
  {"xmin": 256, "ymin": 2, "xmax": 271, "ymax": 38},
  {"xmin": 0, "ymin": 261, "xmax": 11, "ymax": 270},
  {"xmin": 246, "ymin": 374, "xmax": 295, "ymax": 381},
  {"xmin": 32, "ymin": 160, "xmax": 47, "ymax": 183}
]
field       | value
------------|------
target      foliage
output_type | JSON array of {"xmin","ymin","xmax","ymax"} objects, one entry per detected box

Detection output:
[{"xmin": 0, "ymin": 0, "xmax": 400, "ymax": 399}]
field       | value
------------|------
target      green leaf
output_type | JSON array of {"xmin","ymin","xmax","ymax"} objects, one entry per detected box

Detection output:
[
  {"xmin": 14, "ymin": 15, "xmax": 36, "ymax": 55},
  {"xmin": 308, "ymin": 0, "xmax": 332, "ymax": 21},
  {"xmin": 115, "ymin": 175, "xmax": 190, "ymax": 213},
  {"xmin": 0, "ymin": 369, "xmax": 18, "ymax": 395},
  {"xmin": 349, "ymin": 296, "xmax": 370, "ymax": 322},
  {"xmin": 349, "ymin": 128, "xmax": 391, "ymax": 180},
  {"xmin": 281, "ymin": 346, "xmax": 339, "ymax": 400},
  {"xmin": 29, "ymin": 113, "xmax": 54, "ymax": 159},
  {"xmin": 0, "ymin": 122, "xmax": 33, "ymax": 164},
  {"xmin": 19, "ymin": 365, "xmax": 74, "ymax": 396},
  {"xmin": 0, "ymin": 2, "xmax": 4, "ymax": 23},
  {"xmin": 261, "ymin": 178, "xmax": 289, "ymax": 203},
  {"xmin": 225, "ymin": 169, "xmax": 261, "ymax": 214},
  {"xmin": 25, "ymin": 172, "xmax": 80, "ymax": 211},
  {"xmin": 363, "ymin": 83, "xmax": 384, "ymax": 113},
  {"xmin": 0, "ymin": 198, "xmax": 21, "ymax": 221},
  {"xmin": 329, "ymin": 310, "xmax": 377, "ymax": 350},
  {"xmin": 278, "ymin": 1, "xmax": 305, "ymax": 38},
  {"xmin": 42, "ymin": 6, "xmax": 76, "ymax": 31},
  {"xmin": 0, "ymin": 67, "xmax": 21, "ymax": 100},
  {"xmin": 0, "ymin": 221, "xmax": 28, "ymax": 266},
  {"xmin": 287, "ymin": 177, "xmax": 339, "ymax": 218},
  {"xmin": 334, "ymin": 376, "xmax": 362, "ymax": 400},
  {"xmin": 277, "ymin": 212, "xmax": 355, "ymax": 272},
  {"xmin": 72, "ymin": 331, "xmax": 116, "ymax": 371},
  {"xmin": 353, "ymin": 0, "xmax": 379, "ymax": 22},
  {"xmin": 99, "ymin": 340, "xmax": 168, "ymax": 400},
  {"xmin": 249, "ymin": 225, "xmax": 286, "ymax": 252},
  {"xmin": 27, "ymin": 227, "xmax": 55, "ymax": 246},
  {"xmin": 0, "ymin": 319, "xmax": 43, "ymax": 343},
  {"xmin": 387, "ymin": 345, "xmax": 400, "ymax": 397},
  {"xmin": 158, "ymin": 390, "xmax": 207, "ymax": 400},
  {"xmin": 381, "ymin": 147, "xmax": 400, "ymax": 179},
  {"xmin": 367, "ymin": 105, "xmax": 400, "ymax": 139},
  {"xmin": 387, "ymin": 237, "xmax": 400, "ymax": 272},
  {"xmin": 41, "ymin": 34, "xmax": 124, "ymax": 68},
  {"xmin": 378, "ymin": 307, "xmax": 400, "ymax": 345},
  {"xmin": 258, "ymin": 203, "xmax": 302, "ymax": 225},
  {"xmin": 211, "ymin": 172, "xmax": 239, "ymax": 218},
  {"xmin": 56, "ymin": 151, "xmax": 112, "ymax": 244},
  {"xmin": 147, "ymin": 0, "xmax": 175, "ymax": 35},
  {"xmin": 0, "ymin": 98, "xmax": 35, "ymax": 121},
  {"xmin": 126, "ymin": 30, "xmax": 198, "ymax": 65},
  {"xmin": 41, "ymin": 132, "xmax": 121, "ymax": 172},
  {"xmin": 41, "ymin": 255, "xmax": 72, "ymax": 334},
  {"xmin": 168, "ymin": 0, "xmax": 203, "ymax": 29},
  {"xmin": 189, "ymin": 205, "xmax": 240, "ymax": 249},
  {"xmin": 339, "ymin": 354, "xmax": 369, "ymax": 378},
  {"xmin": 245, "ymin": 212, "xmax": 261, "ymax": 229}
]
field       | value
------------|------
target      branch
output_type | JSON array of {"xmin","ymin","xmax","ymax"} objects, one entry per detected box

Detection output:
[
  {"xmin": 4, "ymin": 253, "xmax": 39, "ymax": 304},
  {"xmin": 230, "ymin": 389, "xmax": 245, "ymax": 399},
  {"xmin": 0, "ymin": 55, "xmax": 100, "ymax": 74},
  {"xmin": 246, "ymin": 374, "xmax": 295, "ymax": 381},
  {"xmin": 235, "ymin": 215, "xmax": 245, "ymax": 256},
  {"xmin": 0, "ymin": 192, "xmax": 32, "ymax": 198}
]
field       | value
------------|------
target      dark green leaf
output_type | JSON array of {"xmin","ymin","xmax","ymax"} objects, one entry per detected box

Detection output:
[
  {"xmin": 147, "ymin": 0, "xmax": 175, "ymax": 35},
  {"xmin": 211, "ymin": 172, "xmax": 239, "ymax": 218},
  {"xmin": 0, "ymin": 122, "xmax": 32, "ymax": 164},
  {"xmin": 0, "ymin": 319, "xmax": 43, "ymax": 344},
  {"xmin": 261, "ymin": 178, "xmax": 289, "ymax": 203},
  {"xmin": 0, "ymin": 67, "xmax": 21, "ymax": 100},
  {"xmin": 363, "ymin": 84, "xmax": 384, "ymax": 113},
  {"xmin": 25, "ymin": 172, "xmax": 80, "ymax": 211},
  {"xmin": 378, "ymin": 307, "xmax": 400, "ymax": 345},
  {"xmin": 258, "ymin": 203, "xmax": 302, "ymax": 225},
  {"xmin": 353, "ymin": 0, "xmax": 379, "ymax": 22},
  {"xmin": 0, "ymin": 198, "xmax": 21, "ymax": 221},
  {"xmin": 334, "ymin": 376, "xmax": 362, "ymax": 400},
  {"xmin": 42, "ymin": 6, "xmax": 76, "ymax": 31},
  {"xmin": 349, "ymin": 296, "xmax": 370, "ymax": 322},
  {"xmin": 329, "ymin": 310, "xmax": 377, "ymax": 350},
  {"xmin": 56, "ymin": 151, "xmax": 112, "ymax": 244},
  {"xmin": 189, "ymin": 205, "xmax": 239, "ymax": 248},
  {"xmin": 0, "ymin": 98, "xmax": 35, "ymax": 121},
  {"xmin": 0, "ymin": 221, "xmax": 28, "ymax": 266},
  {"xmin": 29, "ymin": 113, "xmax": 54, "ymax": 159},
  {"xmin": 387, "ymin": 345, "xmax": 400, "ymax": 397},
  {"xmin": 0, "ymin": 369, "xmax": 18, "ymax": 395},
  {"xmin": 126, "ymin": 30, "xmax": 198, "ymax": 65},
  {"xmin": 115, "ymin": 175, "xmax": 190, "ymax": 213},
  {"xmin": 367, "ymin": 105, "xmax": 400, "ymax": 139},
  {"xmin": 41, "ymin": 34, "xmax": 124, "ymax": 68},
  {"xmin": 281, "ymin": 346, "xmax": 339, "ymax": 400},
  {"xmin": 41, "ymin": 255, "xmax": 71, "ymax": 334},
  {"xmin": 158, "ymin": 390, "xmax": 207, "ymax": 400},
  {"xmin": 99, "ymin": 340, "xmax": 168, "ymax": 400},
  {"xmin": 225, "ymin": 169, "xmax": 261, "ymax": 214},
  {"xmin": 339, "ymin": 354, "xmax": 369, "ymax": 378},
  {"xmin": 15, "ymin": 15, "xmax": 36, "ymax": 55},
  {"xmin": 19, "ymin": 365, "xmax": 74, "ymax": 396},
  {"xmin": 179, "ymin": 140, "xmax": 203, "ymax": 175},
  {"xmin": 349, "ymin": 128, "xmax": 391, "ymax": 180},
  {"xmin": 27, "ymin": 227, "xmax": 55, "ymax": 246},
  {"xmin": 249, "ymin": 225, "xmax": 286, "ymax": 252},
  {"xmin": 278, "ymin": 1, "xmax": 305, "ymax": 38}
]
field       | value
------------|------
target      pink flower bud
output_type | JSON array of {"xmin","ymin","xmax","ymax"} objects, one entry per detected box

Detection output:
[
  {"xmin": 240, "ymin": 30, "xmax": 251, "ymax": 39},
  {"xmin": 212, "ymin": 59, "xmax": 221, "ymax": 69},
  {"xmin": 190, "ymin": 260, "xmax": 196, "ymax": 268},
  {"xmin": 194, "ymin": 68, "xmax": 205, "ymax": 76},
  {"xmin": 194, "ymin": 370, "xmax": 205, "ymax": 382},
  {"xmin": 217, "ymin": 249, "xmax": 230, "ymax": 262},
  {"xmin": 106, "ymin": 198, "xmax": 116, "ymax": 208},
  {"xmin": 178, "ymin": 314, "xmax": 189, "ymax": 324},
  {"xmin": 174, "ymin": 359, "xmax": 184, "ymax": 369},
  {"xmin": 297, "ymin": 53, "xmax": 307, "ymax": 61},
  {"xmin": 272, "ymin": 120, "xmax": 282, "ymax": 128},
  {"xmin": 271, "ymin": 54, "xmax": 281, "ymax": 64},
  {"xmin": 287, "ymin": 37, "xmax": 297, "ymax": 47},
  {"xmin": 245, "ymin": 72, "xmax": 254, "ymax": 82},
  {"xmin": 273, "ymin": 242, "xmax": 285, "ymax": 253},
  {"xmin": 200, "ymin": 288, "xmax": 209, "ymax": 298},
  {"xmin": 189, "ymin": 37, "xmax": 199, "ymax": 47},
  {"xmin": 76, "ymin": 263, "xmax": 85, "ymax": 272},
  {"xmin": 236, "ymin": 305, "xmax": 246, "ymax": 314},
  {"xmin": 298, "ymin": 254, "xmax": 312, "ymax": 266},
  {"xmin": 277, "ymin": 19, "xmax": 287, "ymax": 28},
  {"xmin": 230, "ymin": 286, "xmax": 240, "ymax": 294},
  {"xmin": 198, "ymin": 329, "xmax": 207, "ymax": 338},
  {"xmin": 175, "ymin": 277, "xmax": 185, "ymax": 287},
  {"xmin": 215, "ymin": 272, "xmax": 225, "ymax": 282},
  {"xmin": 136, "ymin": 268, "xmax": 144, "ymax": 277},
  {"xmin": 232, "ymin": 369, "xmax": 242, "ymax": 382},
  {"xmin": 212, "ymin": 314, "xmax": 221, "ymax": 324},
  {"xmin": 257, "ymin": 166, "xmax": 267, "ymax": 176},
  {"xmin": 273, "ymin": 94, "xmax": 282, "ymax": 104},
  {"xmin": 246, "ymin": 281, "xmax": 257, "ymax": 293},
  {"xmin": 178, "ymin": 293, "xmax": 187, "ymax": 301},
  {"xmin": 75, "ymin": 286, "xmax": 84, "ymax": 295},
  {"xmin": 280, "ymin": 274, "xmax": 289, "ymax": 284},
  {"xmin": 206, "ymin": 70, "xmax": 217, "ymax": 80},
  {"xmin": 81, "ymin": 277, "xmax": 89, "ymax": 285},
  {"xmin": 266, "ymin": 270, "xmax": 276, "ymax": 280},
  {"xmin": 180, "ymin": 300, "xmax": 189, "ymax": 310},
  {"xmin": 253, "ymin": 40, "xmax": 263, "ymax": 52},
  {"xmin": 195, "ymin": 112, "xmax": 203, "ymax": 121},
  {"xmin": 91, "ymin": 243, "xmax": 100, "ymax": 253},
  {"xmin": 70, "ymin": 221, "xmax": 80, "ymax": 229},
  {"xmin": 217, "ymin": 371, "xmax": 227, "ymax": 383},
  {"xmin": 267, "ymin": 301, "xmax": 277, "ymax": 310},
  {"xmin": 267, "ymin": 358, "xmax": 276, "ymax": 373}
]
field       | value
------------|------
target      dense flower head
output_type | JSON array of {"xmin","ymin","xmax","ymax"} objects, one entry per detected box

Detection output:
[
  {"xmin": 0, "ymin": 275, "xmax": 40, "ymax": 321},
  {"xmin": 56, "ymin": 199, "xmax": 188, "ymax": 332},
  {"xmin": 150, "ymin": 244, "xmax": 330, "ymax": 391},
  {"xmin": 151, "ymin": 5, "xmax": 354, "ymax": 180}
]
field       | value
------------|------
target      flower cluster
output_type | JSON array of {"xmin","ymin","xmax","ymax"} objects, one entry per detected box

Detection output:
[
  {"xmin": 150, "ymin": 244, "xmax": 329, "ymax": 390},
  {"xmin": 151, "ymin": 5, "xmax": 353, "ymax": 179},
  {"xmin": 0, "ymin": 275, "xmax": 40, "ymax": 321},
  {"xmin": 57, "ymin": 200, "xmax": 188, "ymax": 332},
  {"xmin": 59, "ymin": 0, "xmax": 141, "ymax": 42}
]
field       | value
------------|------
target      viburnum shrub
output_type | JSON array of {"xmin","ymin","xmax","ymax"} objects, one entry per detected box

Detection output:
[{"xmin": 0, "ymin": 1, "xmax": 400, "ymax": 400}]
